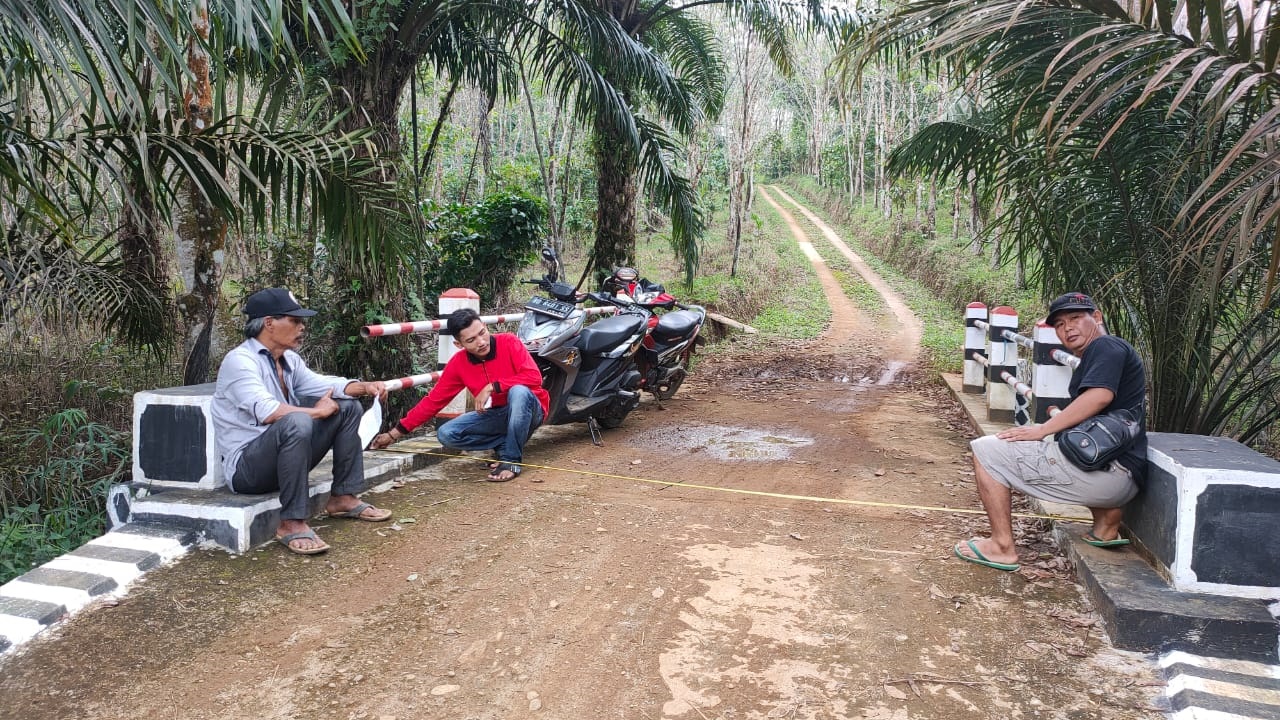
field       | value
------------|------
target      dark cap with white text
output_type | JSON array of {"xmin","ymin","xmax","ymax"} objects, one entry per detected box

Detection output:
[{"xmin": 243, "ymin": 288, "xmax": 317, "ymax": 319}]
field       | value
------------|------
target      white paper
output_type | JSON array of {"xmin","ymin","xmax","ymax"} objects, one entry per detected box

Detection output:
[{"xmin": 359, "ymin": 396, "xmax": 383, "ymax": 450}]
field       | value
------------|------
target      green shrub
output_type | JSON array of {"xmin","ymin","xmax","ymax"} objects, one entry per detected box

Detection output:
[
  {"xmin": 419, "ymin": 190, "xmax": 547, "ymax": 306},
  {"xmin": 0, "ymin": 408, "xmax": 129, "ymax": 584}
]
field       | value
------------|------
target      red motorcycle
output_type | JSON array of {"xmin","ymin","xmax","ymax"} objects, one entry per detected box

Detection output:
[{"xmin": 601, "ymin": 267, "xmax": 706, "ymax": 400}]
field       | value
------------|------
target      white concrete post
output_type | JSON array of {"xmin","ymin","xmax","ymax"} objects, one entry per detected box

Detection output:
[
  {"xmin": 437, "ymin": 288, "xmax": 480, "ymax": 420},
  {"xmin": 1031, "ymin": 321, "xmax": 1072, "ymax": 424},
  {"xmin": 963, "ymin": 302, "xmax": 988, "ymax": 393},
  {"xmin": 987, "ymin": 306, "xmax": 1018, "ymax": 423}
]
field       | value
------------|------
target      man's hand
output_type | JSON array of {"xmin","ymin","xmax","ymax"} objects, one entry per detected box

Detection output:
[
  {"xmin": 312, "ymin": 389, "xmax": 339, "ymax": 419},
  {"xmin": 473, "ymin": 384, "xmax": 493, "ymax": 413},
  {"xmin": 370, "ymin": 432, "xmax": 395, "ymax": 450},
  {"xmin": 997, "ymin": 424, "xmax": 1048, "ymax": 442},
  {"xmin": 347, "ymin": 380, "xmax": 389, "ymax": 402}
]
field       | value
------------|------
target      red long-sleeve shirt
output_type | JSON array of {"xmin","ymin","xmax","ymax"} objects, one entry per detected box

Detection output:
[{"xmin": 397, "ymin": 333, "xmax": 550, "ymax": 433}]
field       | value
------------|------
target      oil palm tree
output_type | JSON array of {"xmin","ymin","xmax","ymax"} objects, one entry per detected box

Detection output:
[
  {"xmin": 583, "ymin": 0, "xmax": 827, "ymax": 282},
  {"xmin": 849, "ymin": 0, "xmax": 1280, "ymax": 440},
  {"xmin": 0, "ymin": 0, "xmax": 395, "ymax": 367},
  {"xmin": 304, "ymin": 0, "xmax": 739, "ymax": 387}
]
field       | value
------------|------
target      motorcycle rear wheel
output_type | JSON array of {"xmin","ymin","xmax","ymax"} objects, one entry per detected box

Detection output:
[{"xmin": 653, "ymin": 367, "xmax": 688, "ymax": 401}]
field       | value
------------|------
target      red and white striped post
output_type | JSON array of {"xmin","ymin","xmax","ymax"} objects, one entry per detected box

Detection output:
[
  {"xmin": 437, "ymin": 288, "xmax": 480, "ymax": 420},
  {"xmin": 963, "ymin": 303, "xmax": 988, "ymax": 393},
  {"xmin": 382, "ymin": 371, "xmax": 445, "ymax": 392},
  {"xmin": 986, "ymin": 306, "xmax": 1018, "ymax": 423},
  {"xmin": 1031, "ymin": 321, "xmax": 1072, "ymax": 424}
]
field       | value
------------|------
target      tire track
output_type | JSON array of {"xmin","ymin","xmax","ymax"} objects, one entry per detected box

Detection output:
[{"xmin": 762, "ymin": 185, "xmax": 923, "ymax": 365}]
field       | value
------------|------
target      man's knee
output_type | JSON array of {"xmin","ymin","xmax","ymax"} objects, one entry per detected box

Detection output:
[
  {"xmin": 337, "ymin": 398, "xmax": 362, "ymax": 420},
  {"xmin": 436, "ymin": 419, "xmax": 462, "ymax": 446},
  {"xmin": 506, "ymin": 384, "xmax": 535, "ymax": 405},
  {"xmin": 276, "ymin": 412, "xmax": 314, "ymax": 439}
]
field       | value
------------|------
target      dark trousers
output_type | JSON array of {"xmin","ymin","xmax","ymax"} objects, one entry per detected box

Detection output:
[{"xmin": 231, "ymin": 398, "xmax": 365, "ymax": 520}]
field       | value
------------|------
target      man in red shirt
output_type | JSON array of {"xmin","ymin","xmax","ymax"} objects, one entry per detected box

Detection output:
[{"xmin": 371, "ymin": 308, "xmax": 549, "ymax": 481}]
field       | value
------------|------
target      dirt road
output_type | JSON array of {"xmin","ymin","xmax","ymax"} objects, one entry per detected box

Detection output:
[{"xmin": 0, "ymin": 189, "xmax": 1162, "ymax": 719}]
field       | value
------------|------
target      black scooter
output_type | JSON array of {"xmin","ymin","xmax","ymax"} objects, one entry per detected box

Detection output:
[{"xmin": 515, "ymin": 248, "xmax": 650, "ymax": 443}]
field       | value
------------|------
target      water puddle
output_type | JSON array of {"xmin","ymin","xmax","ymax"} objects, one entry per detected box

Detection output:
[
  {"xmin": 876, "ymin": 360, "xmax": 908, "ymax": 385},
  {"xmin": 641, "ymin": 425, "xmax": 813, "ymax": 461}
]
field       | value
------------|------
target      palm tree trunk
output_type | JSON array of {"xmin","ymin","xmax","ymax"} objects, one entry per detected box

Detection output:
[
  {"xmin": 327, "ymin": 49, "xmax": 415, "ymax": 395},
  {"xmin": 593, "ymin": 116, "xmax": 638, "ymax": 279},
  {"xmin": 178, "ymin": 0, "xmax": 226, "ymax": 385}
]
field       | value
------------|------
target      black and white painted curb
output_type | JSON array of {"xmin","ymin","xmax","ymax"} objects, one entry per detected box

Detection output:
[
  {"xmin": 0, "ymin": 524, "xmax": 195, "ymax": 656},
  {"xmin": 1163, "ymin": 646, "xmax": 1280, "ymax": 719}
]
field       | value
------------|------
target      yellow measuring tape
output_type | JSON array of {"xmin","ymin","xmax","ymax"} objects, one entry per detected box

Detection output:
[{"xmin": 382, "ymin": 446, "xmax": 1093, "ymax": 523}]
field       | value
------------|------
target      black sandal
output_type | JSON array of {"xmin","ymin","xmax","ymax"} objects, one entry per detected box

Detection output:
[{"xmin": 487, "ymin": 462, "xmax": 521, "ymax": 482}]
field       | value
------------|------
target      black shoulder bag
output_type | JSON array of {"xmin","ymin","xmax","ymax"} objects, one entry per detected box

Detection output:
[{"xmin": 1057, "ymin": 404, "xmax": 1143, "ymax": 472}]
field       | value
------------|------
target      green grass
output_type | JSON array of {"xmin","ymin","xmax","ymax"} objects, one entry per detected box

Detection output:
[
  {"xmin": 0, "ymin": 335, "xmax": 177, "ymax": 584},
  {"xmin": 774, "ymin": 181, "xmax": 981, "ymax": 373},
  {"xmin": 740, "ymin": 196, "xmax": 830, "ymax": 339}
]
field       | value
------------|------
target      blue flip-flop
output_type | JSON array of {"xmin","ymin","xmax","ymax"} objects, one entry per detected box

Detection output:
[
  {"xmin": 1083, "ymin": 531, "xmax": 1130, "ymax": 548},
  {"xmin": 953, "ymin": 540, "xmax": 1020, "ymax": 572}
]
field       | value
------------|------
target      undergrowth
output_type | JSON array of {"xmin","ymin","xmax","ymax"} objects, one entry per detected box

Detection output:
[{"xmin": 0, "ymin": 334, "xmax": 178, "ymax": 584}]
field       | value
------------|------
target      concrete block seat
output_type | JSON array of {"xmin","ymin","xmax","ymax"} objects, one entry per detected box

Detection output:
[
  {"xmin": 108, "ymin": 448, "xmax": 429, "ymax": 554},
  {"xmin": 1062, "ymin": 433, "xmax": 1280, "ymax": 663},
  {"xmin": 122, "ymin": 382, "xmax": 436, "ymax": 554}
]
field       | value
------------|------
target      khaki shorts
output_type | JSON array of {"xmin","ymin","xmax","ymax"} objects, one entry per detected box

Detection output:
[{"xmin": 970, "ymin": 435, "xmax": 1138, "ymax": 508}]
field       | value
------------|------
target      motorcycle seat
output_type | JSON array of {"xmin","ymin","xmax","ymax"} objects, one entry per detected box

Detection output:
[
  {"xmin": 578, "ymin": 314, "xmax": 645, "ymax": 354},
  {"xmin": 653, "ymin": 310, "xmax": 701, "ymax": 343}
]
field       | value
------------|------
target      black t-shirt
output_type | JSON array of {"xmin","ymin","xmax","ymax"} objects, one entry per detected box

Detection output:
[{"xmin": 1067, "ymin": 334, "xmax": 1148, "ymax": 482}]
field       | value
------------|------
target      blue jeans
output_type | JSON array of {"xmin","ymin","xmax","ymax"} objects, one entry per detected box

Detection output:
[{"xmin": 436, "ymin": 385, "xmax": 544, "ymax": 464}]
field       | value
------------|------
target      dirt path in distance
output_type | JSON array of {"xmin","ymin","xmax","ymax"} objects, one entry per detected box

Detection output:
[{"xmin": 0, "ymin": 190, "xmax": 1162, "ymax": 720}]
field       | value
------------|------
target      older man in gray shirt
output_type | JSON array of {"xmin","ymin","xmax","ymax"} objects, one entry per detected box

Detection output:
[{"xmin": 212, "ymin": 287, "xmax": 391, "ymax": 555}]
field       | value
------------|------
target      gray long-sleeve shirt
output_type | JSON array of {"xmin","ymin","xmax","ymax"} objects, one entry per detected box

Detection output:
[{"xmin": 211, "ymin": 337, "xmax": 353, "ymax": 488}]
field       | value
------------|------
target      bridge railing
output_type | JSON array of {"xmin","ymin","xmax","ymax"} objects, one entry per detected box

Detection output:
[{"xmin": 963, "ymin": 303, "xmax": 1079, "ymax": 424}]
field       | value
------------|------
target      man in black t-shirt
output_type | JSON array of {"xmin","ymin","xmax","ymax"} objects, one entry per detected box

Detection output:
[{"xmin": 956, "ymin": 293, "xmax": 1147, "ymax": 572}]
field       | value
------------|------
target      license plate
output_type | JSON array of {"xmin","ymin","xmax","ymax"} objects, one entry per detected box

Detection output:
[{"xmin": 526, "ymin": 295, "xmax": 575, "ymax": 319}]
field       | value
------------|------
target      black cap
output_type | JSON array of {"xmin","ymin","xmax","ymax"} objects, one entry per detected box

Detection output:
[
  {"xmin": 1046, "ymin": 292, "xmax": 1096, "ymax": 324},
  {"xmin": 243, "ymin": 288, "xmax": 317, "ymax": 319}
]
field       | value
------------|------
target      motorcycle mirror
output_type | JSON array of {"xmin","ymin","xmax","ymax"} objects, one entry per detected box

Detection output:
[{"xmin": 540, "ymin": 246, "xmax": 559, "ymax": 282}]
